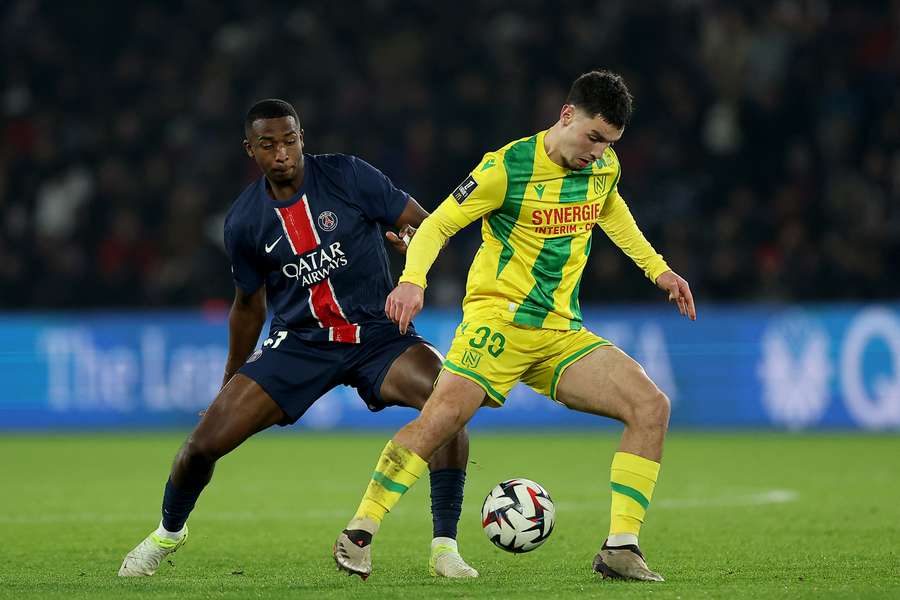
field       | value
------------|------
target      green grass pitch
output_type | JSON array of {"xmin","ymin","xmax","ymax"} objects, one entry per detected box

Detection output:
[{"xmin": 1, "ymin": 431, "xmax": 898, "ymax": 599}]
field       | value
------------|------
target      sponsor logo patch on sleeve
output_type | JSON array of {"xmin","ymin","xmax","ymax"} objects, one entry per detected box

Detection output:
[{"xmin": 451, "ymin": 175, "xmax": 478, "ymax": 204}]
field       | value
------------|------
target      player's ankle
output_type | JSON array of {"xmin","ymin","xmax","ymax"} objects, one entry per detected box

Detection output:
[
  {"xmin": 605, "ymin": 533, "xmax": 638, "ymax": 548},
  {"xmin": 348, "ymin": 516, "xmax": 380, "ymax": 535},
  {"xmin": 431, "ymin": 536, "xmax": 458, "ymax": 551},
  {"xmin": 155, "ymin": 520, "xmax": 185, "ymax": 541}
]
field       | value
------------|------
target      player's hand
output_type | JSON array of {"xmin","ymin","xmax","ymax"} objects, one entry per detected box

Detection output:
[
  {"xmin": 385, "ymin": 225, "xmax": 416, "ymax": 255},
  {"xmin": 385, "ymin": 282, "xmax": 424, "ymax": 334},
  {"xmin": 655, "ymin": 270, "xmax": 696, "ymax": 320}
]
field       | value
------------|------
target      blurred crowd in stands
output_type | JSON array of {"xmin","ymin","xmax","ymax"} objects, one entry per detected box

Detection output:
[{"xmin": 2, "ymin": 0, "xmax": 898, "ymax": 308}]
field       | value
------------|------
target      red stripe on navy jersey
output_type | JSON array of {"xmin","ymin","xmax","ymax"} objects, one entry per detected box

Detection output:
[{"xmin": 275, "ymin": 195, "xmax": 359, "ymax": 343}]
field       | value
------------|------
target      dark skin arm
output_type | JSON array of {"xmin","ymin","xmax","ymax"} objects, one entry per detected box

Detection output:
[
  {"xmin": 385, "ymin": 197, "xmax": 429, "ymax": 255},
  {"xmin": 221, "ymin": 285, "xmax": 267, "ymax": 388}
]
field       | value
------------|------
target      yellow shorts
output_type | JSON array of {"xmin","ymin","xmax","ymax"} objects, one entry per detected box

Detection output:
[{"xmin": 442, "ymin": 310, "xmax": 611, "ymax": 406}]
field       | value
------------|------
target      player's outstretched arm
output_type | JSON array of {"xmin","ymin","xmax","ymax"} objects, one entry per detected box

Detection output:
[
  {"xmin": 221, "ymin": 285, "xmax": 267, "ymax": 387},
  {"xmin": 385, "ymin": 152, "xmax": 506, "ymax": 332},
  {"xmin": 655, "ymin": 270, "xmax": 696, "ymax": 320}
]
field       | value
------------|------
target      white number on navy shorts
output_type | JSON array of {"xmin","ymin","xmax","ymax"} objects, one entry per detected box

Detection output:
[{"xmin": 264, "ymin": 331, "xmax": 288, "ymax": 349}]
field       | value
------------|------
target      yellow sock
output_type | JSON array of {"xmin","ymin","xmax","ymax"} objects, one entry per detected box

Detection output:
[
  {"xmin": 354, "ymin": 440, "xmax": 428, "ymax": 524},
  {"xmin": 608, "ymin": 451, "xmax": 661, "ymax": 539}
]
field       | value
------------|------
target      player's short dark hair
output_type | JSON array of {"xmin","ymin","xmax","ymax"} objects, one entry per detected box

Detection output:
[
  {"xmin": 565, "ymin": 70, "xmax": 634, "ymax": 128},
  {"xmin": 244, "ymin": 99, "xmax": 300, "ymax": 134}
]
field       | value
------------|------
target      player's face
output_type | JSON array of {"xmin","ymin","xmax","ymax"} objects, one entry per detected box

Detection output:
[
  {"xmin": 558, "ymin": 105, "xmax": 623, "ymax": 170},
  {"xmin": 243, "ymin": 116, "xmax": 304, "ymax": 183}
]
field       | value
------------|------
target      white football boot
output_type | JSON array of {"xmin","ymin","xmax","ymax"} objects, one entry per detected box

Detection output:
[
  {"xmin": 429, "ymin": 537, "xmax": 479, "ymax": 578},
  {"xmin": 118, "ymin": 525, "xmax": 189, "ymax": 577}
]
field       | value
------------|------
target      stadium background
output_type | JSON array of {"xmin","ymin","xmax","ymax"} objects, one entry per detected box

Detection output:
[
  {"xmin": 3, "ymin": 2, "xmax": 899, "ymax": 599},
  {"xmin": 2, "ymin": 0, "xmax": 897, "ymax": 431}
]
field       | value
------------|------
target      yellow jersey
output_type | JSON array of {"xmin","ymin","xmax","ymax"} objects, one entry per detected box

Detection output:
[{"xmin": 400, "ymin": 130, "xmax": 670, "ymax": 330}]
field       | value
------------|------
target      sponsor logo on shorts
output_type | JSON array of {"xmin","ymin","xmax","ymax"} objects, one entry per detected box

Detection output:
[
  {"xmin": 461, "ymin": 348, "xmax": 482, "ymax": 369},
  {"xmin": 317, "ymin": 210, "xmax": 338, "ymax": 232},
  {"xmin": 452, "ymin": 175, "xmax": 478, "ymax": 203},
  {"xmin": 246, "ymin": 348, "xmax": 263, "ymax": 363}
]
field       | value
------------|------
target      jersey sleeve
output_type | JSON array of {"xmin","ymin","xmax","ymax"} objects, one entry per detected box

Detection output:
[
  {"xmin": 440, "ymin": 151, "xmax": 508, "ymax": 227},
  {"xmin": 596, "ymin": 185, "xmax": 670, "ymax": 282},
  {"xmin": 224, "ymin": 220, "xmax": 264, "ymax": 294},
  {"xmin": 398, "ymin": 153, "xmax": 507, "ymax": 288},
  {"xmin": 349, "ymin": 156, "xmax": 410, "ymax": 226}
]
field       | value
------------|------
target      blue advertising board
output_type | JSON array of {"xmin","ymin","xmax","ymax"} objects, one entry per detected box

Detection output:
[{"xmin": 1, "ymin": 304, "xmax": 899, "ymax": 431}]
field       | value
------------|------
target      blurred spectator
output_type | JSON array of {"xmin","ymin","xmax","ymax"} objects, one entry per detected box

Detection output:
[{"xmin": 1, "ymin": 0, "xmax": 898, "ymax": 308}]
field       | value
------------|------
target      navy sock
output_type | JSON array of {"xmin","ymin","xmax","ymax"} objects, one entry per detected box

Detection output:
[
  {"xmin": 430, "ymin": 468, "xmax": 466, "ymax": 540},
  {"xmin": 161, "ymin": 477, "xmax": 204, "ymax": 532}
]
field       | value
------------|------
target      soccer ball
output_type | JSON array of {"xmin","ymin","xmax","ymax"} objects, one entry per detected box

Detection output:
[{"xmin": 481, "ymin": 478, "xmax": 555, "ymax": 553}]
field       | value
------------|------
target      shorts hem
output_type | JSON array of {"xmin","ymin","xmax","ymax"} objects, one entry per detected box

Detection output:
[
  {"xmin": 234, "ymin": 367, "xmax": 297, "ymax": 426},
  {"xmin": 442, "ymin": 360, "xmax": 506, "ymax": 406},
  {"xmin": 549, "ymin": 340, "xmax": 611, "ymax": 401}
]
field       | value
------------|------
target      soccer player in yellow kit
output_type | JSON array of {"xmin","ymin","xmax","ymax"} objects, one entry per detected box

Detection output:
[{"xmin": 334, "ymin": 70, "xmax": 697, "ymax": 582}]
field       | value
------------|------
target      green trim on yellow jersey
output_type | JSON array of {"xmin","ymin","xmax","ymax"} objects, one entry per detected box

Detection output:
[
  {"xmin": 489, "ymin": 135, "xmax": 537, "ymax": 277},
  {"xmin": 568, "ymin": 235, "xmax": 592, "ymax": 328},
  {"xmin": 513, "ymin": 167, "xmax": 592, "ymax": 327}
]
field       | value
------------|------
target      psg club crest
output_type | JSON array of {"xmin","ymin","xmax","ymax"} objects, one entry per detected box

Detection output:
[{"xmin": 317, "ymin": 210, "xmax": 338, "ymax": 232}]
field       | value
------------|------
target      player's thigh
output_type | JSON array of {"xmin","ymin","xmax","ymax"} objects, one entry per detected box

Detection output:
[
  {"xmin": 554, "ymin": 345, "xmax": 665, "ymax": 422},
  {"xmin": 345, "ymin": 322, "xmax": 439, "ymax": 411},
  {"xmin": 189, "ymin": 374, "xmax": 286, "ymax": 457},
  {"xmin": 378, "ymin": 342, "xmax": 444, "ymax": 410}
]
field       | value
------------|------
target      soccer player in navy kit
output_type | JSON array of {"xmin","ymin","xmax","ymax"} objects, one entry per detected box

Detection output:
[{"xmin": 119, "ymin": 99, "xmax": 477, "ymax": 579}]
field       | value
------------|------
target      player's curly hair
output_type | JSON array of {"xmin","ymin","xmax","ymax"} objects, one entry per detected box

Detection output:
[
  {"xmin": 566, "ymin": 70, "xmax": 634, "ymax": 128},
  {"xmin": 244, "ymin": 99, "xmax": 300, "ymax": 134}
]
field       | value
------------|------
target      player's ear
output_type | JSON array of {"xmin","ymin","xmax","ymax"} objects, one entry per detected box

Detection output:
[
  {"xmin": 243, "ymin": 139, "xmax": 254, "ymax": 158},
  {"xmin": 560, "ymin": 104, "xmax": 575, "ymax": 125}
]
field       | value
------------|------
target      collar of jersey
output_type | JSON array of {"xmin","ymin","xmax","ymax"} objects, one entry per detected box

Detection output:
[{"xmin": 260, "ymin": 173, "xmax": 309, "ymax": 209}]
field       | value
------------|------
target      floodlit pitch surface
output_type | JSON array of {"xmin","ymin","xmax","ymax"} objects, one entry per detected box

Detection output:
[{"xmin": 1, "ymin": 432, "xmax": 898, "ymax": 599}]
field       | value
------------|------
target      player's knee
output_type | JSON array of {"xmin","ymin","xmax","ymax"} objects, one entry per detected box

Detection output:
[
  {"xmin": 636, "ymin": 388, "xmax": 670, "ymax": 430},
  {"xmin": 425, "ymin": 395, "xmax": 469, "ymax": 434},
  {"xmin": 183, "ymin": 433, "xmax": 225, "ymax": 465}
]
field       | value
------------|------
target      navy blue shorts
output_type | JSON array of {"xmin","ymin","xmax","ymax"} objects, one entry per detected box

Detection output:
[{"xmin": 238, "ymin": 321, "xmax": 430, "ymax": 425}]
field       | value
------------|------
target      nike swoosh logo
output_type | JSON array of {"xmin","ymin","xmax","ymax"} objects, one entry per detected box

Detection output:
[{"xmin": 265, "ymin": 236, "xmax": 283, "ymax": 253}]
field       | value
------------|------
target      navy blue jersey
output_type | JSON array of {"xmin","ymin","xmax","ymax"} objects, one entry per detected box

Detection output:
[{"xmin": 224, "ymin": 154, "xmax": 409, "ymax": 343}]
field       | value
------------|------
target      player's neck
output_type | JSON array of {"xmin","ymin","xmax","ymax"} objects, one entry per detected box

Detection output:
[
  {"xmin": 543, "ymin": 122, "xmax": 566, "ymax": 168},
  {"xmin": 264, "ymin": 168, "xmax": 305, "ymax": 202}
]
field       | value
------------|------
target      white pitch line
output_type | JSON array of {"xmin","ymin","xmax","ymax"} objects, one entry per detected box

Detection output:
[
  {"xmin": 556, "ymin": 489, "xmax": 798, "ymax": 511},
  {"xmin": 0, "ymin": 490, "xmax": 798, "ymax": 525}
]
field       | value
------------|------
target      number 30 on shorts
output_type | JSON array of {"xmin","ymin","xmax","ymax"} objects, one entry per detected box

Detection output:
[{"xmin": 468, "ymin": 326, "xmax": 506, "ymax": 357}]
